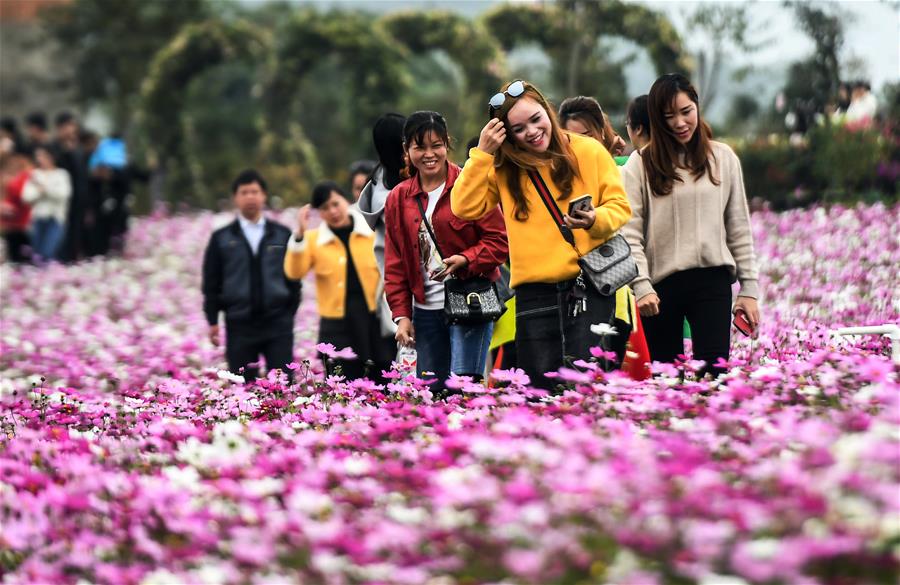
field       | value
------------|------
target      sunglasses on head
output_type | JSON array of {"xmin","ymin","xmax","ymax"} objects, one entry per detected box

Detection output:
[{"xmin": 488, "ymin": 80, "xmax": 526, "ymax": 116}]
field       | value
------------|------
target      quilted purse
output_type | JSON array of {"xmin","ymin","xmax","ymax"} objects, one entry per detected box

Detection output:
[{"xmin": 526, "ymin": 170, "xmax": 637, "ymax": 296}]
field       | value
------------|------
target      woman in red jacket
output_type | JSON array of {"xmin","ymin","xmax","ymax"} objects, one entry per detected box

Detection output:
[{"xmin": 384, "ymin": 111, "xmax": 508, "ymax": 386}]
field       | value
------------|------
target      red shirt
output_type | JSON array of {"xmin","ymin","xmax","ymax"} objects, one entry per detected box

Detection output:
[
  {"xmin": 1, "ymin": 170, "xmax": 32, "ymax": 232},
  {"xmin": 383, "ymin": 162, "xmax": 508, "ymax": 321}
]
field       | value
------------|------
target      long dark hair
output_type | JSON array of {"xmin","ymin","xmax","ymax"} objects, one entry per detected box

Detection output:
[
  {"xmin": 492, "ymin": 80, "xmax": 578, "ymax": 221},
  {"xmin": 645, "ymin": 74, "xmax": 718, "ymax": 196},
  {"xmin": 371, "ymin": 113, "xmax": 407, "ymax": 190},
  {"xmin": 401, "ymin": 111, "xmax": 451, "ymax": 179}
]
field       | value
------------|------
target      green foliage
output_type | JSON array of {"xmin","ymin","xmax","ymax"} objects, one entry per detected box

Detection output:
[
  {"xmin": 483, "ymin": 0, "xmax": 689, "ymax": 106},
  {"xmin": 808, "ymin": 124, "xmax": 890, "ymax": 200},
  {"xmin": 686, "ymin": 4, "xmax": 767, "ymax": 110},
  {"xmin": 732, "ymin": 124, "xmax": 894, "ymax": 209},
  {"xmin": 42, "ymin": 0, "xmax": 212, "ymax": 129},
  {"xmin": 733, "ymin": 135, "xmax": 809, "ymax": 210},
  {"xmin": 140, "ymin": 19, "xmax": 274, "ymax": 208},
  {"xmin": 784, "ymin": 2, "xmax": 846, "ymax": 111},
  {"xmin": 380, "ymin": 11, "xmax": 503, "ymax": 141},
  {"xmin": 50, "ymin": 1, "xmax": 691, "ymax": 209}
]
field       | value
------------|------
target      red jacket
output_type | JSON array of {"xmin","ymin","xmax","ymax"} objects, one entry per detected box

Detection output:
[
  {"xmin": 384, "ymin": 162, "xmax": 508, "ymax": 321},
  {"xmin": 1, "ymin": 170, "xmax": 32, "ymax": 232}
]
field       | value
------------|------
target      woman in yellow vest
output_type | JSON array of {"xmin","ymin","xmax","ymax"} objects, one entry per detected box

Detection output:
[{"xmin": 285, "ymin": 181, "xmax": 393, "ymax": 379}]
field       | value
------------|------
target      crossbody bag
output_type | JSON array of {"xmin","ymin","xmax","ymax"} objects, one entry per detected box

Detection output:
[
  {"xmin": 526, "ymin": 170, "xmax": 638, "ymax": 297},
  {"xmin": 414, "ymin": 195, "xmax": 506, "ymax": 324}
]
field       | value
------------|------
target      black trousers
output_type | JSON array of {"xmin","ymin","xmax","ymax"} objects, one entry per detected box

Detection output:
[
  {"xmin": 317, "ymin": 295, "xmax": 394, "ymax": 382},
  {"xmin": 226, "ymin": 319, "xmax": 294, "ymax": 382},
  {"xmin": 515, "ymin": 278, "xmax": 615, "ymax": 390},
  {"xmin": 641, "ymin": 266, "xmax": 733, "ymax": 377},
  {"xmin": 3, "ymin": 231, "xmax": 31, "ymax": 263}
]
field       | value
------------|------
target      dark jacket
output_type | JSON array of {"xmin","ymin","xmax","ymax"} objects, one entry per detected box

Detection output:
[
  {"xmin": 202, "ymin": 218, "xmax": 300, "ymax": 327},
  {"xmin": 383, "ymin": 162, "xmax": 508, "ymax": 321}
]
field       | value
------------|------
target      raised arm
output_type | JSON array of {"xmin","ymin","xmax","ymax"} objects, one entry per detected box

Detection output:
[
  {"xmin": 284, "ymin": 205, "xmax": 315, "ymax": 280},
  {"xmin": 451, "ymin": 120, "xmax": 504, "ymax": 221}
]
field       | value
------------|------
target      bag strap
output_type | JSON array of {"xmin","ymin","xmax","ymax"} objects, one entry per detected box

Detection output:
[
  {"xmin": 414, "ymin": 193, "xmax": 446, "ymax": 261},
  {"xmin": 526, "ymin": 169, "xmax": 579, "ymax": 251}
]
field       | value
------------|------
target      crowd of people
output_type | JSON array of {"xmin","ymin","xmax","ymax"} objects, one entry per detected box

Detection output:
[
  {"xmin": 0, "ymin": 111, "xmax": 134, "ymax": 264},
  {"xmin": 202, "ymin": 73, "xmax": 761, "ymax": 392}
]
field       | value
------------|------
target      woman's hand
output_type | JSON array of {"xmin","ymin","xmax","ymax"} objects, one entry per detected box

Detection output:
[
  {"xmin": 395, "ymin": 318, "xmax": 415, "ymax": 347},
  {"xmin": 477, "ymin": 118, "xmax": 506, "ymax": 155},
  {"xmin": 733, "ymin": 296, "xmax": 760, "ymax": 330},
  {"xmin": 564, "ymin": 207, "xmax": 596, "ymax": 230},
  {"xmin": 295, "ymin": 204, "xmax": 310, "ymax": 239},
  {"xmin": 611, "ymin": 134, "xmax": 627, "ymax": 156},
  {"xmin": 440, "ymin": 254, "xmax": 469, "ymax": 278},
  {"xmin": 637, "ymin": 293, "xmax": 660, "ymax": 317},
  {"xmin": 208, "ymin": 325, "xmax": 220, "ymax": 347}
]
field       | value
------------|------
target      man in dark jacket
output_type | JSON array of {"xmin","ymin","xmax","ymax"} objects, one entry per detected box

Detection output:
[{"xmin": 202, "ymin": 169, "xmax": 300, "ymax": 381}]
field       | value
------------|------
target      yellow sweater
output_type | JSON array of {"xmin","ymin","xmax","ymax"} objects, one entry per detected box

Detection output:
[
  {"xmin": 451, "ymin": 132, "xmax": 632, "ymax": 288},
  {"xmin": 283, "ymin": 211, "xmax": 381, "ymax": 319}
]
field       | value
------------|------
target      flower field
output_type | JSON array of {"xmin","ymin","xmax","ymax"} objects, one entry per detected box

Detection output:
[{"xmin": 1, "ymin": 204, "xmax": 898, "ymax": 585}]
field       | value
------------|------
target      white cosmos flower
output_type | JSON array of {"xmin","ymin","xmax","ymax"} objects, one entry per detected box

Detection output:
[{"xmin": 590, "ymin": 322, "xmax": 619, "ymax": 337}]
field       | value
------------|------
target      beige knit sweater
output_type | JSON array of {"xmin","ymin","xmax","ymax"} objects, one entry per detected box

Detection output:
[{"xmin": 620, "ymin": 141, "xmax": 760, "ymax": 300}]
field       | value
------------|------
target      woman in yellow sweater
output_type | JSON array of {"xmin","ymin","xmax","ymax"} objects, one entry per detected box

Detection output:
[
  {"xmin": 452, "ymin": 80, "xmax": 632, "ymax": 389},
  {"xmin": 284, "ymin": 181, "xmax": 393, "ymax": 379}
]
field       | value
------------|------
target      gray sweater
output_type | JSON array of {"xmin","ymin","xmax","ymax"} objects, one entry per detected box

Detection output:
[{"xmin": 620, "ymin": 141, "xmax": 760, "ymax": 300}]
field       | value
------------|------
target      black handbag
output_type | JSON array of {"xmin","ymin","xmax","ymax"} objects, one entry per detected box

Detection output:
[
  {"xmin": 526, "ymin": 170, "xmax": 638, "ymax": 296},
  {"xmin": 414, "ymin": 195, "xmax": 506, "ymax": 324}
]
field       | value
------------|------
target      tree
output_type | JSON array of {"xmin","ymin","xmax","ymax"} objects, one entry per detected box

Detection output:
[
  {"xmin": 43, "ymin": 0, "xmax": 212, "ymax": 132},
  {"xmin": 783, "ymin": 1, "xmax": 848, "ymax": 112},
  {"xmin": 685, "ymin": 4, "xmax": 767, "ymax": 111},
  {"xmin": 482, "ymin": 0, "xmax": 689, "ymax": 111}
]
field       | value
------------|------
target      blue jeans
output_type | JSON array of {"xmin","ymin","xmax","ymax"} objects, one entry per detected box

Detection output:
[
  {"xmin": 31, "ymin": 217, "xmax": 63, "ymax": 261},
  {"xmin": 413, "ymin": 308, "xmax": 494, "ymax": 383}
]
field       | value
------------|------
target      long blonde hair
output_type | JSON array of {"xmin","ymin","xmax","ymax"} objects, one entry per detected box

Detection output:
[{"xmin": 492, "ymin": 81, "xmax": 579, "ymax": 221}]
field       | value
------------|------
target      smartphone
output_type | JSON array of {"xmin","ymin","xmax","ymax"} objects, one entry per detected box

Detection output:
[
  {"xmin": 733, "ymin": 310, "xmax": 754, "ymax": 337},
  {"xmin": 567, "ymin": 194, "xmax": 593, "ymax": 217},
  {"xmin": 429, "ymin": 263, "xmax": 449, "ymax": 281}
]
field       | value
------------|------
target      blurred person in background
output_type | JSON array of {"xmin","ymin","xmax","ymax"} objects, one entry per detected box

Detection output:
[
  {"xmin": 1, "ymin": 117, "xmax": 25, "ymax": 155},
  {"xmin": 202, "ymin": 169, "xmax": 301, "ymax": 382},
  {"xmin": 621, "ymin": 73, "xmax": 760, "ymax": 378},
  {"xmin": 24, "ymin": 112, "xmax": 51, "ymax": 150},
  {"xmin": 357, "ymin": 113, "xmax": 407, "ymax": 274},
  {"xmin": 845, "ymin": 80, "xmax": 878, "ymax": 128},
  {"xmin": 348, "ymin": 159, "xmax": 376, "ymax": 201},
  {"xmin": 558, "ymin": 96, "xmax": 628, "ymax": 160},
  {"xmin": 89, "ymin": 134, "xmax": 131, "ymax": 256},
  {"xmin": 53, "ymin": 113, "xmax": 90, "ymax": 262},
  {"xmin": 1, "ymin": 152, "xmax": 34, "ymax": 263},
  {"xmin": 357, "ymin": 113, "xmax": 408, "ymax": 339},
  {"xmin": 22, "ymin": 145, "xmax": 71, "ymax": 263},
  {"xmin": 625, "ymin": 95, "xmax": 651, "ymax": 152},
  {"xmin": 285, "ymin": 181, "xmax": 393, "ymax": 380}
]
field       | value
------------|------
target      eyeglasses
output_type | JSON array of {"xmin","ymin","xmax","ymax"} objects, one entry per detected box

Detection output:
[{"xmin": 488, "ymin": 80, "xmax": 526, "ymax": 115}]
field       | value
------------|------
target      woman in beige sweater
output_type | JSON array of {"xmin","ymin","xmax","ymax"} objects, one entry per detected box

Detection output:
[{"xmin": 621, "ymin": 74, "xmax": 760, "ymax": 375}]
